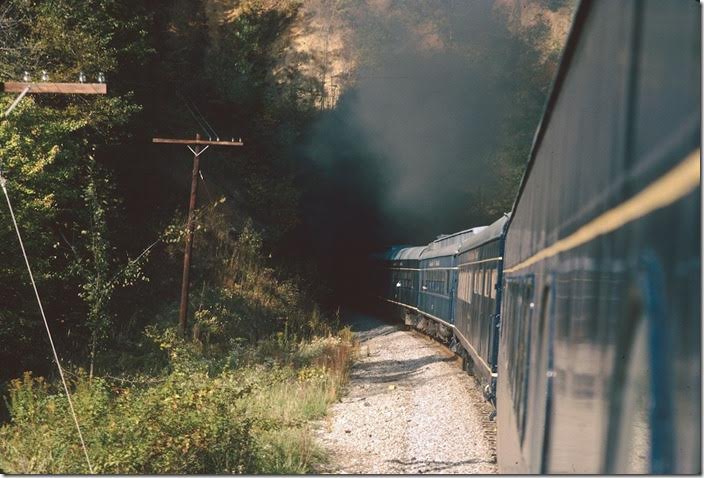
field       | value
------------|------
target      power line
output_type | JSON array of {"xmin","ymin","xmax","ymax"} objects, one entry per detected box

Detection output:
[
  {"xmin": 177, "ymin": 92, "xmax": 220, "ymax": 141},
  {"xmin": 189, "ymin": 98, "xmax": 219, "ymax": 141},
  {"xmin": 181, "ymin": 96, "xmax": 211, "ymax": 140},
  {"xmin": 0, "ymin": 170, "xmax": 94, "ymax": 473},
  {"xmin": 177, "ymin": 92, "xmax": 211, "ymax": 139},
  {"xmin": 199, "ymin": 169, "xmax": 214, "ymax": 203}
]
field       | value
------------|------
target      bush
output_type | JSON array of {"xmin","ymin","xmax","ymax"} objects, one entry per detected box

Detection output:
[
  {"xmin": 0, "ymin": 371, "xmax": 256, "ymax": 474},
  {"xmin": 0, "ymin": 326, "xmax": 356, "ymax": 474}
]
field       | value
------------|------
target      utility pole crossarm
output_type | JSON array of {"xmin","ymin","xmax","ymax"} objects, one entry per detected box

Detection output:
[
  {"xmin": 152, "ymin": 138, "xmax": 244, "ymax": 146},
  {"xmin": 3, "ymin": 81, "xmax": 107, "ymax": 95},
  {"xmin": 2, "ymin": 81, "xmax": 107, "ymax": 117}
]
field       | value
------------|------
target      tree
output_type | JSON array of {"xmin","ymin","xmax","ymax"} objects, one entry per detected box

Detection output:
[{"xmin": 0, "ymin": 0, "xmax": 148, "ymax": 381}]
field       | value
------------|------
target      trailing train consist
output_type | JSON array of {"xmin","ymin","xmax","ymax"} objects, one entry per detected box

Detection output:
[{"xmin": 373, "ymin": 0, "xmax": 700, "ymax": 473}]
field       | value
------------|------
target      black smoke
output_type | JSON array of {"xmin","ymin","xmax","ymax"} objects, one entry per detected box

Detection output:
[{"xmin": 293, "ymin": 1, "xmax": 557, "ymax": 305}]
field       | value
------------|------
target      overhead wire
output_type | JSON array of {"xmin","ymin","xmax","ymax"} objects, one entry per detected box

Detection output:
[
  {"xmin": 188, "ymin": 98, "xmax": 219, "ymax": 141},
  {"xmin": 0, "ymin": 169, "xmax": 94, "ymax": 474},
  {"xmin": 185, "ymin": 101, "xmax": 212, "ymax": 140},
  {"xmin": 199, "ymin": 169, "xmax": 215, "ymax": 203},
  {"xmin": 177, "ymin": 91, "xmax": 211, "ymax": 140},
  {"xmin": 177, "ymin": 92, "xmax": 220, "ymax": 141}
]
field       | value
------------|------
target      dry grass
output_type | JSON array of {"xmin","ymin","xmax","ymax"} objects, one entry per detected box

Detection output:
[{"xmin": 247, "ymin": 330, "xmax": 356, "ymax": 473}]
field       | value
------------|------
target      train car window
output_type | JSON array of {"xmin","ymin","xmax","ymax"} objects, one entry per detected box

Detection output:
[
  {"xmin": 460, "ymin": 268, "xmax": 468, "ymax": 303},
  {"xmin": 464, "ymin": 270, "xmax": 470, "ymax": 302},
  {"xmin": 457, "ymin": 271, "xmax": 465, "ymax": 301},
  {"xmin": 424, "ymin": 269, "xmax": 446, "ymax": 295},
  {"xmin": 493, "ymin": 269, "xmax": 498, "ymax": 298},
  {"xmin": 607, "ymin": 285, "xmax": 651, "ymax": 473},
  {"xmin": 490, "ymin": 268, "xmax": 497, "ymax": 299},
  {"xmin": 505, "ymin": 276, "xmax": 535, "ymax": 446},
  {"xmin": 465, "ymin": 270, "xmax": 470, "ymax": 301},
  {"xmin": 399, "ymin": 270, "xmax": 408, "ymax": 289},
  {"xmin": 484, "ymin": 269, "xmax": 491, "ymax": 297},
  {"xmin": 610, "ymin": 254, "xmax": 677, "ymax": 474}
]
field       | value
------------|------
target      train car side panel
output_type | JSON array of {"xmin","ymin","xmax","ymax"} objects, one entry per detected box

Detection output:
[{"xmin": 498, "ymin": 0, "xmax": 700, "ymax": 473}]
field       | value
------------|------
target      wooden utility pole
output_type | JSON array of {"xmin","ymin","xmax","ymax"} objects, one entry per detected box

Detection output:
[{"xmin": 152, "ymin": 134, "xmax": 243, "ymax": 336}]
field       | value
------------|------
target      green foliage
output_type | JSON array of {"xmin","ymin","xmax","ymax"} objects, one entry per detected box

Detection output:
[
  {"xmin": 0, "ymin": 0, "xmax": 145, "ymax": 381},
  {"xmin": 163, "ymin": 203, "xmax": 331, "ymax": 345},
  {"xmin": 0, "ymin": 370, "xmax": 256, "ymax": 474},
  {"xmin": 0, "ymin": 326, "xmax": 355, "ymax": 474},
  {"xmin": 0, "ymin": 0, "xmax": 151, "ymax": 82}
]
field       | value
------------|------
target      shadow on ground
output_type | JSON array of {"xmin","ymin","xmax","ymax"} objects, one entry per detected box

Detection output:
[{"xmin": 386, "ymin": 457, "xmax": 495, "ymax": 473}]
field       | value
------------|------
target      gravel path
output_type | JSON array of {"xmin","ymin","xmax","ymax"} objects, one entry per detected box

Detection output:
[{"xmin": 314, "ymin": 312, "xmax": 497, "ymax": 474}]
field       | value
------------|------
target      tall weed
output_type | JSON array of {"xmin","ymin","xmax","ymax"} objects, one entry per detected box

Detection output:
[{"xmin": 0, "ymin": 326, "xmax": 355, "ymax": 474}]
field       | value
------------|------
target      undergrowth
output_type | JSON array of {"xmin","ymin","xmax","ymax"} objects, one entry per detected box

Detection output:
[
  {"xmin": 0, "ymin": 206, "xmax": 356, "ymax": 474},
  {"xmin": 0, "ymin": 326, "xmax": 355, "ymax": 474}
]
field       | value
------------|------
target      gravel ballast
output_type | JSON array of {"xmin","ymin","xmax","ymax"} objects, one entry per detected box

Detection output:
[{"xmin": 314, "ymin": 312, "xmax": 497, "ymax": 474}]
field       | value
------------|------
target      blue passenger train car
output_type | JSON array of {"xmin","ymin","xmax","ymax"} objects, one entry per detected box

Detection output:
[
  {"xmin": 496, "ymin": 0, "xmax": 701, "ymax": 473},
  {"xmin": 370, "ymin": 246, "xmax": 404, "ymax": 303},
  {"xmin": 418, "ymin": 228, "xmax": 486, "ymax": 327},
  {"xmin": 454, "ymin": 214, "xmax": 510, "ymax": 398},
  {"xmin": 387, "ymin": 246, "xmax": 426, "ymax": 309}
]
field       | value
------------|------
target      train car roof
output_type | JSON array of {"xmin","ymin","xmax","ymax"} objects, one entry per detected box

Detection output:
[
  {"xmin": 373, "ymin": 244, "xmax": 426, "ymax": 261},
  {"xmin": 457, "ymin": 213, "xmax": 511, "ymax": 254},
  {"xmin": 392, "ymin": 245, "xmax": 427, "ymax": 261},
  {"xmin": 420, "ymin": 225, "xmax": 488, "ymax": 260},
  {"xmin": 369, "ymin": 246, "xmax": 400, "ymax": 261},
  {"xmin": 376, "ymin": 245, "xmax": 407, "ymax": 261}
]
